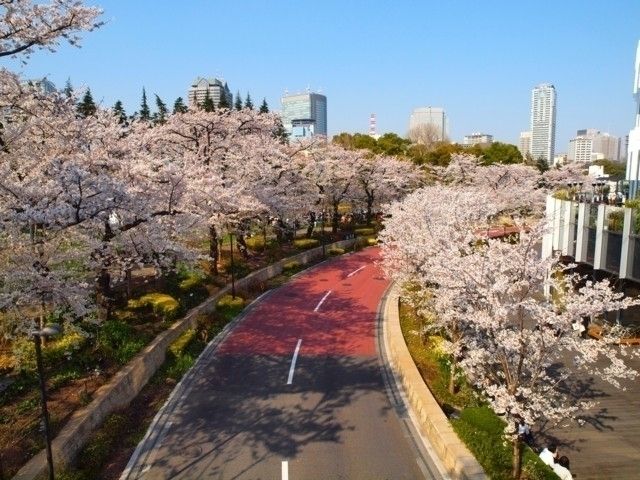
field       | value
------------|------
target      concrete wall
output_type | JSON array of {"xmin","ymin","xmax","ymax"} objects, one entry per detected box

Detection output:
[
  {"xmin": 13, "ymin": 239, "xmax": 355, "ymax": 480},
  {"xmin": 382, "ymin": 285, "xmax": 486, "ymax": 480}
]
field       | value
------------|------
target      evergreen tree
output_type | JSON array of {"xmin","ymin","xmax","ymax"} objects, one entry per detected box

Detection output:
[
  {"xmin": 244, "ymin": 93, "xmax": 254, "ymax": 110},
  {"xmin": 201, "ymin": 90, "xmax": 215, "ymax": 112},
  {"xmin": 154, "ymin": 94, "xmax": 168, "ymax": 124},
  {"xmin": 113, "ymin": 100, "xmax": 127, "ymax": 124},
  {"xmin": 76, "ymin": 88, "xmax": 97, "ymax": 117},
  {"xmin": 218, "ymin": 91, "xmax": 230, "ymax": 109},
  {"xmin": 139, "ymin": 88, "xmax": 151, "ymax": 121},
  {"xmin": 234, "ymin": 91, "xmax": 243, "ymax": 111},
  {"xmin": 173, "ymin": 97, "xmax": 188, "ymax": 114},
  {"xmin": 259, "ymin": 98, "xmax": 269, "ymax": 113},
  {"xmin": 273, "ymin": 117, "xmax": 289, "ymax": 145},
  {"xmin": 63, "ymin": 77, "xmax": 73, "ymax": 99}
]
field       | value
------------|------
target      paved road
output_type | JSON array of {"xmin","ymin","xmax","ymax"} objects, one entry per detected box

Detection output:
[{"xmin": 122, "ymin": 249, "xmax": 444, "ymax": 479}]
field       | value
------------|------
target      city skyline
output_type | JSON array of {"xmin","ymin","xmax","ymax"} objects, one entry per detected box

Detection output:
[{"xmin": 4, "ymin": 1, "xmax": 640, "ymax": 151}]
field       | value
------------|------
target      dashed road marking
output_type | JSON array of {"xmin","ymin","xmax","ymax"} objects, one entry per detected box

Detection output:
[
  {"xmin": 287, "ymin": 339, "xmax": 302, "ymax": 385},
  {"xmin": 313, "ymin": 290, "xmax": 332, "ymax": 312}
]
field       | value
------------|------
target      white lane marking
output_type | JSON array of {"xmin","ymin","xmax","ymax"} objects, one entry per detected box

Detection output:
[
  {"xmin": 287, "ymin": 339, "xmax": 302, "ymax": 385},
  {"xmin": 347, "ymin": 265, "xmax": 366, "ymax": 277},
  {"xmin": 313, "ymin": 290, "xmax": 332, "ymax": 312},
  {"xmin": 282, "ymin": 460, "xmax": 289, "ymax": 480}
]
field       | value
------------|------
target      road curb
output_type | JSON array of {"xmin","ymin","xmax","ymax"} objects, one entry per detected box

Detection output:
[{"xmin": 381, "ymin": 284, "xmax": 486, "ymax": 480}]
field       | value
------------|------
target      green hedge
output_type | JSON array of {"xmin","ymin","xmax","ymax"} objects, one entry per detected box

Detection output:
[
  {"xmin": 354, "ymin": 227, "xmax": 376, "ymax": 236},
  {"xmin": 216, "ymin": 294, "xmax": 245, "ymax": 322},
  {"xmin": 293, "ymin": 238, "xmax": 319, "ymax": 250},
  {"xmin": 451, "ymin": 407, "xmax": 556, "ymax": 480},
  {"xmin": 328, "ymin": 247, "xmax": 345, "ymax": 256},
  {"xmin": 168, "ymin": 328, "xmax": 196, "ymax": 358},
  {"xmin": 128, "ymin": 293, "xmax": 180, "ymax": 321}
]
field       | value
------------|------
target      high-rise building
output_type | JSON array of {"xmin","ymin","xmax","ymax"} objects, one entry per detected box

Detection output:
[
  {"xmin": 408, "ymin": 107, "xmax": 448, "ymax": 141},
  {"xmin": 280, "ymin": 91, "xmax": 327, "ymax": 138},
  {"xmin": 626, "ymin": 41, "xmax": 640, "ymax": 197},
  {"xmin": 518, "ymin": 131, "xmax": 532, "ymax": 158},
  {"xmin": 530, "ymin": 83, "xmax": 557, "ymax": 164},
  {"xmin": 569, "ymin": 129, "xmax": 621, "ymax": 162},
  {"xmin": 188, "ymin": 77, "xmax": 232, "ymax": 109}
]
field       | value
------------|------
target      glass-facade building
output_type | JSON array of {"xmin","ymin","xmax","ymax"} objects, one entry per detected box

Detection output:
[{"xmin": 280, "ymin": 92, "xmax": 327, "ymax": 138}]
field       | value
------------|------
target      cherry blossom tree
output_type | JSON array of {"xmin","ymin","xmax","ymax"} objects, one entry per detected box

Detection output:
[
  {"xmin": 0, "ymin": 0, "xmax": 102, "ymax": 60},
  {"xmin": 381, "ymin": 161, "xmax": 640, "ymax": 479}
]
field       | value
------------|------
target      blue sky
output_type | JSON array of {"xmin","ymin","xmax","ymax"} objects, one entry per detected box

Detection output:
[{"xmin": 5, "ymin": 0, "xmax": 640, "ymax": 154}]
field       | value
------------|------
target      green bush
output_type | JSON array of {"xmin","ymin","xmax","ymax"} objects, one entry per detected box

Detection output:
[
  {"xmin": 354, "ymin": 227, "xmax": 375, "ymax": 236},
  {"xmin": 11, "ymin": 331, "xmax": 87, "ymax": 372},
  {"xmin": 127, "ymin": 293, "xmax": 181, "ymax": 321},
  {"xmin": 246, "ymin": 235, "xmax": 273, "ymax": 251},
  {"xmin": 282, "ymin": 260, "xmax": 301, "ymax": 272},
  {"xmin": 169, "ymin": 329, "xmax": 196, "ymax": 358},
  {"xmin": 97, "ymin": 320, "xmax": 145, "ymax": 365},
  {"xmin": 366, "ymin": 237, "xmax": 378, "ymax": 246},
  {"xmin": 166, "ymin": 353, "xmax": 195, "ymax": 380},
  {"xmin": 293, "ymin": 238, "xmax": 319, "ymax": 250},
  {"xmin": 178, "ymin": 273, "xmax": 205, "ymax": 293},
  {"xmin": 452, "ymin": 407, "xmax": 556, "ymax": 480},
  {"xmin": 216, "ymin": 294, "xmax": 245, "ymax": 322},
  {"xmin": 328, "ymin": 247, "xmax": 345, "ymax": 256}
]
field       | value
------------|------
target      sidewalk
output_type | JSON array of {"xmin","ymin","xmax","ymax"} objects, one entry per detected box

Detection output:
[{"xmin": 540, "ymin": 352, "xmax": 640, "ymax": 479}]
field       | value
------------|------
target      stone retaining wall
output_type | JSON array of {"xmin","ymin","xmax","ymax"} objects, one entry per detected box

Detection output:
[
  {"xmin": 382, "ymin": 285, "xmax": 486, "ymax": 480},
  {"xmin": 13, "ymin": 239, "xmax": 355, "ymax": 480}
]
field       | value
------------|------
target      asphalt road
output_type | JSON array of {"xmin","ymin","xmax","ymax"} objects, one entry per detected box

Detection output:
[{"xmin": 122, "ymin": 248, "xmax": 445, "ymax": 480}]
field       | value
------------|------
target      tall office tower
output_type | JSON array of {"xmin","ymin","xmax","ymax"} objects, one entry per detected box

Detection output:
[
  {"xmin": 280, "ymin": 91, "xmax": 327, "ymax": 139},
  {"xmin": 408, "ymin": 107, "xmax": 448, "ymax": 141},
  {"xmin": 530, "ymin": 83, "xmax": 557, "ymax": 164},
  {"xmin": 626, "ymin": 41, "xmax": 640, "ymax": 197},
  {"xmin": 188, "ymin": 77, "xmax": 232, "ymax": 108},
  {"xmin": 518, "ymin": 131, "xmax": 532, "ymax": 157}
]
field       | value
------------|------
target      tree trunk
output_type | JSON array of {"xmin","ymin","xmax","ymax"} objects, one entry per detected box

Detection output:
[
  {"xmin": 306, "ymin": 211, "xmax": 316, "ymax": 238},
  {"xmin": 512, "ymin": 437, "xmax": 523, "ymax": 479},
  {"xmin": 209, "ymin": 224, "xmax": 219, "ymax": 276},
  {"xmin": 366, "ymin": 194, "xmax": 374, "ymax": 226},
  {"xmin": 448, "ymin": 355, "xmax": 457, "ymax": 394},
  {"xmin": 332, "ymin": 202, "xmax": 339, "ymax": 234},
  {"xmin": 96, "ymin": 267, "xmax": 112, "ymax": 321},
  {"xmin": 236, "ymin": 233, "xmax": 249, "ymax": 258},
  {"xmin": 262, "ymin": 224, "xmax": 268, "ymax": 252},
  {"xmin": 125, "ymin": 268, "xmax": 132, "ymax": 300}
]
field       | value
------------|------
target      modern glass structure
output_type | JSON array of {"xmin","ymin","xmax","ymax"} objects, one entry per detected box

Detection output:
[
  {"xmin": 280, "ymin": 92, "xmax": 327, "ymax": 138},
  {"xmin": 530, "ymin": 83, "xmax": 557, "ymax": 164}
]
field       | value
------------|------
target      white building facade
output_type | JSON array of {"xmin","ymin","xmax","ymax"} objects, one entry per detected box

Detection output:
[
  {"xmin": 463, "ymin": 133, "xmax": 493, "ymax": 146},
  {"xmin": 409, "ymin": 107, "xmax": 448, "ymax": 141},
  {"xmin": 188, "ymin": 77, "xmax": 232, "ymax": 108},
  {"xmin": 627, "ymin": 41, "xmax": 640, "ymax": 198},
  {"xmin": 519, "ymin": 131, "xmax": 532, "ymax": 158},
  {"xmin": 530, "ymin": 84, "xmax": 557, "ymax": 164}
]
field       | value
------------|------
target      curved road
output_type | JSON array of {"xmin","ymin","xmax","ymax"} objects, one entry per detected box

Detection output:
[{"xmin": 122, "ymin": 248, "xmax": 444, "ymax": 480}]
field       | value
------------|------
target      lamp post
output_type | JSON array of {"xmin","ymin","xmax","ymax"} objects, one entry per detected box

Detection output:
[
  {"xmin": 229, "ymin": 231, "xmax": 236, "ymax": 298},
  {"xmin": 320, "ymin": 209, "xmax": 326, "ymax": 259},
  {"xmin": 33, "ymin": 324, "xmax": 61, "ymax": 480}
]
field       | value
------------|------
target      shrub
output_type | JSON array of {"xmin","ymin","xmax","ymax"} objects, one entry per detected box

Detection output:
[
  {"xmin": 178, "ymin": 273, "xmax": 205, "ymax": 293},
  {"xmin": 245, "ymin": 235, "xmax": 270, "ymax": 251},
  {"xmin": 11, "ymin": 331, "xmax": 87, "ymax": 372},
  {"xmin": 169, "ymin": 329, "xmax": 196, "ymax": 358},
  {"xmin": 293, "ymin": 238, "xmax": 319, "ymax": 250},
  {"xmin": 128, "ymin": 293, "xmax": 181, "ymax": 321},
  {"xmin": 552, "ymin": 188, "xmax": 571, "ymax": 201},
  {"xmin": 221, "ymin": 258, "xmax": 251, "ymax": 278},
  {"xmin": 216, "ymin": 294, "xmax": 245, "ymax": 322},
  {"xmin": 354, "ymin": 227, "xmax": 375, "ymax": 236},
  {"xmin": 282, "ymin": 260, "xmax": 301, "ymax": 272},
  {"xmin": 328, "ymin": 247, "xmax": 345, "ymax": 256},
  {"xmin": 366, "ymin": 237, "xmax": 378, "ymax": 246},
  {"xmin": 97, "ymin": 320, "xmax": 145, "ymax": 365},
  {"xmin": 166, "ymin": 353, "xmax": 195, "ymax": 380}
]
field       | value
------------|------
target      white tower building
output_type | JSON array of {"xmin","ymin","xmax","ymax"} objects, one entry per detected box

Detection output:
[
  {"xmin": 530, "ymin": 84, "xmax": 557, "ymax": 164},
  {"xmin": 626, "ymin": 41, "xmax": 640, "ymax": 198}
]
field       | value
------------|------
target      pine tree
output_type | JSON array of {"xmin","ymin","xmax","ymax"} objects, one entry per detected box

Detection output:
[
  {"xmin": 244, "ymin": 93, "xmax": 254, "ymax": 110},
  {"xmin": 76, "ymin": 88, "xmax": 97, "ymax": 117},
  {"xmin": 154, "ymin": 94, "xmax": 168, "ymax": 124},
  {"xmin": 273, "ymin": 118, "xmax": 289, "ymax": 145},
  {"xmin": 218, "ymin": 91, "xmax": 230, "ymax": 109},
  {"xmin": 113, "ymin": 100, "xmax": 127, "ymax": 124},
  {"xmin": 201, "ymin": 90, "xmax": 215, "ymax": 112},
  {"xmin": 139, "ymin": 88, "xmax": 151, "ymax": 121},
  {"xmin": 63, "ymin": 78, "xmax": 73, "ymax": 99},
  {"xmin": 259, "ymin": 98, "xmax": 269, "ymax": 114},
  {"xmin": 234, "ymin": 91, "xmax": 243, "ymax": 111},
  {"xmin": 173, "ymin": 97, "xmax": 188, "ymax": 114}
]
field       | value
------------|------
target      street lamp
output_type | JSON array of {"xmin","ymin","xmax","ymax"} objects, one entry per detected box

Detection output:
[
  {"xmin": 229, "ymin": 231, "xmax": 236, "ymax": 298},
  {"xmin": 33, "ymin": 324, "xmax": 61, "ymax": 480}
]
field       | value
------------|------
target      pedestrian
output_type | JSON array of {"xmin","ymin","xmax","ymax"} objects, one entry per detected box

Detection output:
[
  {"xmin": 516, "ymin": 418, "xmax": 534, "ymax": 446},
  {"xmin": 539, "ymin": 444, "xmax": 558, "ymax": 467},
  {"xmin": 552, "ymin": 456, "xmax": 573, "ymax": 480}
]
